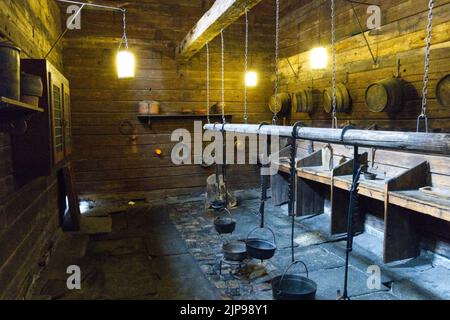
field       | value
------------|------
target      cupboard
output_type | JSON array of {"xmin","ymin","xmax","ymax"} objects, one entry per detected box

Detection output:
[{"xmin": 12, "ymin": 59, "xmax": 71, "ymax": 178}]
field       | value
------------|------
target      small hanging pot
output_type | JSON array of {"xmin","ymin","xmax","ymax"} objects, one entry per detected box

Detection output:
[
  {"xmin": 271, "ymin": 260, "xmax": 317, "ymax": 300},
  {"xmin": 246, "ymin": 226, "xmax": 277, "ymax": 260},
  {"xmin": 222, "ymin": 241, "xmax": 247, "ymax": 262},
  {"xmin": 214, "ymin": 208, "xmax": 236, "ymax": 234},
  {"xmin": 365, "ymin": 77, "xmax": 404, "ymax": 113},
  {"xmin": 323, "ymin": 83, "xmax": 351, "ymax": 113}
]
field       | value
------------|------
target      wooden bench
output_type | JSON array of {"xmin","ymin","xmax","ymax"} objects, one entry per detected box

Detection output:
[{"xmin": 273, "ymin": 140, "xmax": 450, "ymax": 263}]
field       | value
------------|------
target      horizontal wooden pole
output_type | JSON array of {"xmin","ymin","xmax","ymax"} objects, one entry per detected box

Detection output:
[{"xmin": 203, "ymin": 123, "xmax": 450, "ymax": 156}]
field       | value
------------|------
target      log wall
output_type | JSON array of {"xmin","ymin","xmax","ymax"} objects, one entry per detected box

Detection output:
[
  {"xmin": 278, "ymin": 0, "xmax": 450, "ymax": 131},
  {"xmin": 278, "ymin": 0, "xmax": 450, "ymax": 258},
  {"xmin": 0, "ymin": 0, "xmax": 62, "ymax": 299},
  {"xmin": 62, "ymin": 0, "xmax": 276, "ymax": 194}
]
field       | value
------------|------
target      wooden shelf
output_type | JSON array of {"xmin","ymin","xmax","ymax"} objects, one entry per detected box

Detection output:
[
  {"xmin": 389, "ymin": 189, "xmax": 450, "ymax": 221},
  {"xmin": 137, "ymin": 113, "xmax": 232, "ymax": 126},
  {"xmin": 0, "ymin": 96, "xmax": 44, "ymax": 114}
]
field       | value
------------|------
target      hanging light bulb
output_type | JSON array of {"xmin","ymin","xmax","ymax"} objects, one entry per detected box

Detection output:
[
  {"xmin": 245, "ymin": 71, "xmax": 258, "ymax": 87},
  {"xmin": 310, "ymin": 47, "xmax": 328, "ymax": 70},
  {"xmin": 117, "ymin": 50, "xmax": 135, "ymax": 78},
  {"xmin": 117, "ymin": 10, "xmax": 135, "ymax": 79}
]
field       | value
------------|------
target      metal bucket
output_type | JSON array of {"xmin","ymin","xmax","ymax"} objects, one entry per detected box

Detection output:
[
  {"xmin": 0, "ymin": 42, "xmax": 21, "ymax": 100},
  {"xmin": 246, "ymin": 227, "xmax": 277, "ymax": 261},
  {"xmin": 323, "ymin": 83, "xmax": 351, "ymax": 113},
  {"xmin": 365, "ymin": 77, "xmax": 404, "ymax": 113},
  {"xmin": 214, "ymin": 208, "xmax": 236, "ymax": 234},
  {"xmin": 272, "ymin": 261, "xmax": 317, "ymax": 300}
]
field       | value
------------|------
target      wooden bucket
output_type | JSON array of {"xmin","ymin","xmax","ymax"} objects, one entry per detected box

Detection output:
[
  {"xmin": 269, "ymin": 93, "xmax": 291, "ymax": 116},
  {"xmin": 0, "ymin": 42, "xmax": 21, "ymax": 100},
  {"xmin": 323, "ymin": 83, "xmax": 351, "ymax": 113},
  {"xmin": 436, "ymin": 74, "xmax": 450, "ymax": 107},
  {"xmin": 365, "ymin": 77, "xmax": 404, "ymax": 113},
  {"xmin": 292, "ymin": 89, "xmax": 320, "ymax": 114}
]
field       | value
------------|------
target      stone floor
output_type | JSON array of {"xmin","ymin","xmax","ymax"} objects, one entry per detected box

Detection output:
[{"xmin": 31, "ymin": 189, "xmax": 450, "ymax": 300}]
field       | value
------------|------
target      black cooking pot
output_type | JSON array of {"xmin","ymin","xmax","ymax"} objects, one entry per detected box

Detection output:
[
  {"xmin": 272, "ymin": 260, "xmax": 317, "ymax": 300},
  {"xmin": 246, "ymin": 227, "xmax": 277, "ymax": 260},
  {"xmin": 223, "ymin": 241, "xmax": 247, "ymax": 262},
  {"xmin": 214, "ymin": 208, "xmax": 236, "ymax": 234}
]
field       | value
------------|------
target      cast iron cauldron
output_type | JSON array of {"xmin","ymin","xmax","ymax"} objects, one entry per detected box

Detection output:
[
  {"xmin": 271, "ymin": 260, "xmax": 317, "ymax": 300},
  {"xmin": 222, "ymin": 241, "xmax": 247, "ymax": 262},
  {"xmin": 246, "ymin": 227, "xmax": 277, "ymax": 260},
  {"xmin": 214, "ymin": 208, "xmax": 236, "ymax": 234}
]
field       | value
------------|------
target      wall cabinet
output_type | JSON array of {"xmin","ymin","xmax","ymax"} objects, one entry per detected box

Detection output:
[{"xmin": 12, "ymin": 59, "xmax": 71, "ymax": 178}]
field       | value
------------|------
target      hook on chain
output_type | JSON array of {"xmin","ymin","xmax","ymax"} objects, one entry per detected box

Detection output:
[{"xmin": 416, "ymin": 114, "xmax": 429, "ymax": 133}]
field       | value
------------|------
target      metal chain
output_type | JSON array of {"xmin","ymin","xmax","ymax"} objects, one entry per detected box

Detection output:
[
  {"xmin": 206, "ymin": 42, "xmax": 211, "ymax": 124},
  {"xmin": 273, "ymin": 0, "xmax": 280, "ymax": 125},
  {"xmin": 244, "ymin": 8, "xmax": 249, "ymax": 124},
  {"xmin": 417, "ymin": 0, "xmax": 434, "ymax": 133},
  {"xmin": 331, "ymin": 0, "xmax": 338, "ymax": 129},
  {"xmin": 120, "ymin": 10, "xmax": 129, "ymax": 49},
  {"xmin": 221, "ymin": 30, "xmax": 226, "ymax": 124}
]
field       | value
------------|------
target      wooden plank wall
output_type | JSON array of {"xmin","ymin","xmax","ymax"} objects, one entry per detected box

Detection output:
[
  {"xmin": 278, "ymin": 0, "xmax": 450, "ymax": 131},
  {"xmin": 0, "ymin": 0, "xmax": 62, "ymax": 299},
  {"xmin": 278, "ymin": 0, "xmax": 450, "ymax": 257},
  {"xmin": 62, "ymin": 0, "xmax": 276, "ymax": 195}
]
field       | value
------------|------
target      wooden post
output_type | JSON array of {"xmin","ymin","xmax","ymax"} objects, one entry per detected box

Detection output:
[{"xmin": 176, "ymin": 0, "xmax": 263, "ymax": 61}]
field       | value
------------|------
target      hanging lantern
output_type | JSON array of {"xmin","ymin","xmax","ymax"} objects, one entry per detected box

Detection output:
[
  {"xmin": 117, "ymin": 50, "xmax": 135, "ymax": 79},
  {"xmin": 310, "ymin": 47, "xmax": 328, "ymax": 70},
  {"xmin": 245, "ymin": 71, "xmax": 258, "ymax": 87},
  {"xmin": 117, "ymin": 9, "xmax": 135, "ymax": 79}
]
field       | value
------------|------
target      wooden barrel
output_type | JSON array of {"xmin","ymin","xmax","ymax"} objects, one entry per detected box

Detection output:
[
  {"xmin": 292, "ymin": 89, "xmax": 320, "ymax": 114},
  {"xmin": 436, "ymin": 74, "xmax": 450, "ymax": 107},
  {"xmin": 365, "ymin": 77, "xmax": 404, "ymax": 113},
  {"xmin": 323, "ymin": 83, "xmax": 351, "ymax": 113},
  {"xmin": 21, "ymin": 72, "xmax": 43, "ymax": 97},
  {"xmin": 269, "ymin": 93, "xmax": 291, "ymax": 116},
  {"xmin": 0, "ymin": 42, "xmax": 21, "ymax": 100}
]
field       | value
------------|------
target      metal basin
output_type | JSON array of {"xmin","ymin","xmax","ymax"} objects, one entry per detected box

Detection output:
[{"xmin": 223, "ymin": 241, "xmax": 247, "ymax": 262}]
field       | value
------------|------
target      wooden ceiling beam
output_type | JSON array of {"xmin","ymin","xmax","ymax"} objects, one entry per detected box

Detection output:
[{"xmin": 175, "ymin": 0, "xmax": 263, "ymax": 61}]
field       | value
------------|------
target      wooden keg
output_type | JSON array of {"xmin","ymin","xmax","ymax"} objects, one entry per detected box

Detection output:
[
  {"xmin": 436, "ymin": 74, "xmax": 450, "ymax": 107},
  {"xmin": 269, "ymin": 93, "xmax": 291, "ymax": 116},
  {"xmin": 292, "ymin": 89, "xmax": 319, "ymax": 114},
  {"xmin": 365, "ymin": 77, "xmax": 404, "ymax": 113},
  {"xmin": 323, "ymin": 83, "xmax": 351, "ymax": 113}
]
